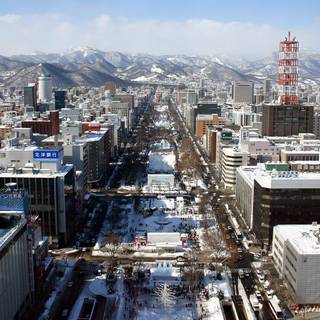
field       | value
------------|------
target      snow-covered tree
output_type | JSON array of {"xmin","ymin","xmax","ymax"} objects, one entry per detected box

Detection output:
[{"xmin": 154, "ymin": 283, "xmax": 175, "ymax": 309}]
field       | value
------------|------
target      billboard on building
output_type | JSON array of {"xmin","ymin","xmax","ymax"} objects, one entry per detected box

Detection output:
[{"xmin": 33, "ymin": 149, "xmax": 63, "ymax": 162}]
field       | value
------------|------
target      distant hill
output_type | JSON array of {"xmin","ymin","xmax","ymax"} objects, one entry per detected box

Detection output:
[{"xmin": 0, "ymin": 47, "xmax": 319, "ymax": 87}]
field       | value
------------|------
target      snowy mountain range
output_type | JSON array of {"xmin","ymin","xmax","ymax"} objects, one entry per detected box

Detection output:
[{"xmin": 0, "ymin": 47, "xmax": 319, "ymax": 88}]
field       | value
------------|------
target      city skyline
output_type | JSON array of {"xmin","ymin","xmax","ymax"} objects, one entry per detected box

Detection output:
[{"xmin": 0, "ymin": 0, "xmax": 319, "ymax": 57}]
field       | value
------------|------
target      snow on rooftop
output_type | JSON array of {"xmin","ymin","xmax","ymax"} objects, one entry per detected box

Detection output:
[
  {"xmin": 147, "ymin": 232, "xmax": 181, "ymax": 245},
  {"xmin": 150, "ymin": 266, "xmax": 181, "ymax": 278},
  {"xmin": 275, "ymin": 224, "xmax": 320, "ymax": 255},
  {"xmin": 254, "ymin": 169, "xmax": 320, "ymax": 189}
]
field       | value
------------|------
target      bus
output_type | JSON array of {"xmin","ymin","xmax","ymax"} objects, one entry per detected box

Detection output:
[
  {"xmin": 268, "ymin": 296, "xmax": 284, "ymax": 320},
  {"xmin": 227, "ymin": 210, "xmax": 243, "ymax": 241},
  {"xmin": 249, "ymin": 294, "xmax": 260, "ymax": 312}
]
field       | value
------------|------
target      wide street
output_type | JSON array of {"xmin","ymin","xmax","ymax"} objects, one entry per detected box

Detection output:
[{"xmin": 50, "ymin": 94, "xmax": 275, "ymax": 320}]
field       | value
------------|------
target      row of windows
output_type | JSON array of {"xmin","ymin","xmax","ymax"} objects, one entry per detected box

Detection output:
[
  {"xmin": 274, "ymin": 234, "xmax": 284, "ymax": 249},
  {"xmin": 0, "ymin": 230, "xmax": 30, "ymax": 320},
  {"xmin": 273, "ymin": 248, "xmax": 282, "ymax": 267},
  {"xmin": 286, "ymin": 246, "xmax": 298, "ymax": 262},
  {"xmin": 285, "ymin": 264, "xmax": 296, "ymax": 285}
]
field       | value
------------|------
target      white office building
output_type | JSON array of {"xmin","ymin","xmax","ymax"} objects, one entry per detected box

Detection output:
[
  {"xmin": 221, "ymin": 147, "xmax": 249, "ymax": 189},
  {"xmin": 38, "ymin": 74, "xmax": 52, "ymax": 103},
  {"xmin": 0, "ymin": 150, "xmax": 76, "ymax": 246},
  {"xmin": 273, "ymin": 223, "xmax": 320, "ymax": 304}
]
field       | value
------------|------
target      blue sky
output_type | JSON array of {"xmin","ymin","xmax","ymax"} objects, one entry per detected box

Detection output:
[
  {"xmin": 1, "ymin": 0, "xmax": 319, "ymax": 26},
  {"xmin": 0, "ymin": 0, "xmax": 319, "ymax": 56}
]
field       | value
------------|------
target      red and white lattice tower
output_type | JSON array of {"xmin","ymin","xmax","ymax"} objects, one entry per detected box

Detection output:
[{"xmin": 278, "ymin": 31, "xmax": 299, "ymax": 105}]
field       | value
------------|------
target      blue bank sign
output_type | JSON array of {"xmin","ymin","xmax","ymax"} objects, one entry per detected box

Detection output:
[{"xmin": 33, "ymin": 149, "xmax": 63, "ymax": 162}]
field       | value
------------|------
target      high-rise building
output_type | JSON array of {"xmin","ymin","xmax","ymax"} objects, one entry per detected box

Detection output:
[
  {"xmin": 78, "ymin": 131, "xmax": 111, "ymax": 187},
  {"xmin": 0, "ymin": 154, "xmax": 76, "ymax": 246},
  {"xmin": 254, "ymin": 86, "xmax": 264, "ymax": 104},
  {"xmin": 176, "ymin": 89, "xmax": 198, "ymax": 105},
  {"xmin": 263, "ymin": 79, "xmax": 272, "ymax": 102},
  {"xmin": 0, "ymin": 189, "xmax": 33, "ymax": 320},
  {"xmin": 195, "ymin": 114, "xmax": 224, "ymax": 138},
  {"xmin": 236, "ymin": 165, "xmax": 320, "ymax": 244},
  {"xmin": 262, "ymin": 104, "xmax": 314, "ymax": 136},
  {"xmin": 38, "ymin": 74, "xmax": 52, "ymax": 103},
  {"xmin": 24, "ymin": 84, "xmax": 37, "ymax": 107},
  {"xmin": 232, "ymin": 81, "xmax": 254, "ymax": 104},
  {"xmin": 199, "ymin": 79, "xmax": 206, "ymax": 98},
  {"xmin": 54, "ymin": 90, "xmax": 66, "ymax": 110},
  {"xmin": 313, "ymin": 111, "xmax": 320, "ymax": 139},
  {"xmin": 205, "ymin": 127, "xmax": 217, "ymax": 162},
  {"xmin": 197, "ymin": 102, "xmax": 221, "ymax": 115},
  {"xmin": 262, "ymin": 33, "xmax": 314, "ymax": 136},
  {"xmin": 272, "ymin": 223, "xmax": 320, "ymax": 304},
  {"xmin": 113, "ymin": 94, "xmax": 135, "ymax": 109},
  {"xmin": 109, "ymin": 101, "xmax": 131, "ymax": 129},
  {"xmin": 221, "ymin": 147, "xmax": 249, "ymax": 189}
]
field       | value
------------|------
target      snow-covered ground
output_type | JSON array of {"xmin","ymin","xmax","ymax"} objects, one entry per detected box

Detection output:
[
  {"xmin": 39, "ymin": 259, "xmax": 76, "ymax": 320},
  {"xmin": 92, "ymin": 195, "xmax": 202, "ymax": 257},
  {"xmin": 68, "ymin": 280, "xmax": 96, "ymax": 320},
  {"xmin": 148, "ymin": 152, "xmax": 176, "ymax": 173},
  {"xmin": 136, "ymin": 293, "xmax": 194, "ymax": 320}
]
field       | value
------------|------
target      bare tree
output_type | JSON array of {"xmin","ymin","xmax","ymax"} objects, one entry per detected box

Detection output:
[{"xmin": 154, "ymin": 283, "xmax": 176, "ymax": 309}]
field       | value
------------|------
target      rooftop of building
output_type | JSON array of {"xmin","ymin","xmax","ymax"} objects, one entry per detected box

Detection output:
[
  {"xmin": 265, "ymin": 133, "xmax": 316, "ymax": 141},
  {"xmin": 281, "ymin": 149, "xmax": 320, "ymax": 154},
  {"xmin": 0, "ymin": 215, "xmax": 26, "ymax": 251},
  {"xmin": 80, "ymin": 133, "xmax": 104, "ymax": 142},
  {"xmin": 223, "ymin": 147, "xmax": 249, "ymax": 156},
  {"xmin": 0, "ymin": 188, "xmax": 28, "ymax": 251},
  {"xmin": 262, "ymin": 103, "xmax": 313, "ymax": 107},
  {"xmin": 0, "ymin": 163, "xmax": 73, "ymax": 178},
  {"xmin": 196, "ymin": 114, "xmax": 219, "ymax": 121},
  {"xmin": 236, "ymin": 166, "xmax": 256, "ymax": 186},
  {"xmin": 244, "ymin": 137, "xmax": 271, "ymax": 143},
  {"xmin": 288, "ymin": 160, "xmax": 320, "ymax": 165},
  {"xmin": 274, "ymin": 224, "xmax": 320, "ymax": 255},
  {"xmin": 254, "ymin": 167, "xmax": 320, "ymax": 189},
  {"xmin": 0, "ymin": 144, "xmax": 37, "ymax": 152}
]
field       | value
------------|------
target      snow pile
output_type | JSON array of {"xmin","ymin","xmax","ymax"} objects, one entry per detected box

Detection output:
[
  {"xmin": 154, "ymin": 105, "xmax": 168, "ymax": 113},
  {"xmin": 204, "ymin": 297, "xmax": 225, "ymax": 320},
  {"xmin": 154, "ymin": 119, "xmax": 171, "ymax": 129},
  {"xmin": 148, "ymin": 153, "xmax": 176, "ymax": 173}
]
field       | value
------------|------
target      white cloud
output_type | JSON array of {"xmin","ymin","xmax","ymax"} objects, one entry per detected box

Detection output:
[
  {"xmin": 0, "ymin": 14, "xmax": 21, "ymax": 24},
  {"xmin": 0, "ymin": 14, "xmax": 319, "ymax": 58}
]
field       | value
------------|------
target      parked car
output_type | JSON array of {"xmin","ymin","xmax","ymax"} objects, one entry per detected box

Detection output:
[
  {"xmin": 266, "ymin": 289, "xmax": 274, "ymax": 299},
  {"xmin": 255, "ymin": 290, "xmax": 262, "ymax": 300},
  {"xmin": 258, "ymin": 274, "xmax": 265, "ymax": 283}
]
